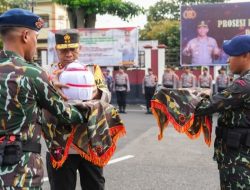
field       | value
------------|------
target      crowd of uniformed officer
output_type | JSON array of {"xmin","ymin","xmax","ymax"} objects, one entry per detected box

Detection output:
[{"xmin": 104, "ymin": 65, "xmax": 232, "ymax": 114}]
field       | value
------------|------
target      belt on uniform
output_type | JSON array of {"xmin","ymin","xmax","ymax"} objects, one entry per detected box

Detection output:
[
  {"xmin": 216, "ymin": 126, "xmax": 250, "ymax": 149},
  {"xmin": 0, "ymin": 135, "xmax": 41, "ymax": 154},
  {"xmin": 23, "ymin": 142, "xmax": 41, "ymax": 153},
  {"xmin": 200, "ymin": 86, "xmax": 210, "ymax": 88},
  {"xmin": 163, "ymin": 85, "xmax": 173, "ymax": 88}
]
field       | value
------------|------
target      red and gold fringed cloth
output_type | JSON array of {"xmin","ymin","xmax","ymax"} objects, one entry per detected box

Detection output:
[
  {"xmin": 151, "ymin": 88, "xmax": 212, "ymax": 146},
  {"xmin": 42, "ymin": 100, "xmax": 126, "ymax": 168},
  {"xmin": 43, "ymin": 65, "xmax": 125, "ymax": 168}
]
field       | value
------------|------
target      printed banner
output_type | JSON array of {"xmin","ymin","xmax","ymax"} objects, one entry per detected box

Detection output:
[
  {"xmin": 47, "ymin": 27, "xmax": 138, "ymax": 67},
  {"xmin": 181, "ymin": 2, "xmax": 250, "ymax": 66}
]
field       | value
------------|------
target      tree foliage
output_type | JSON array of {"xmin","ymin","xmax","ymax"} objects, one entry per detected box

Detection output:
[
  {"xmin": 140, "ymin": 20, "xmax": 180, "ymax": 49},
  {"xmin": 0, "ymin": 0, "xmax": 30, "ymax": 10},
  {"xmin": 148, "ymin": 0, "xmax": 228, "ymax": 21},
  {"xmin": 54, "ymin": 0, "xmax": 144, "ymax": 28}
]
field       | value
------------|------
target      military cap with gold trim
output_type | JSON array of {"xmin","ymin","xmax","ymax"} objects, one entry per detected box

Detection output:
[
  {"xmin": 55, "ymin": 29, "xmax": 80, "ymax": 49},
  {"xmin": 0, "ymin": 8, "xmax": 43, "ymax": 31}
]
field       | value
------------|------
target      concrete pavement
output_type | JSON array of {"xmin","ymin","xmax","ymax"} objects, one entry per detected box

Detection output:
[{"xmin": 41, "ymin": 105, "xmax": 220, "ymax": 190}]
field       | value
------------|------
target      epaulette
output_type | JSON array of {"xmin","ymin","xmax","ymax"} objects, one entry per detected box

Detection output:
[
  {"xmin": 58, "ymin": 62, "xmax": 64, "ymax": 69},
  {"xmin": 235, "ymin": 79, "xmax": 246, "ymax": 86}
]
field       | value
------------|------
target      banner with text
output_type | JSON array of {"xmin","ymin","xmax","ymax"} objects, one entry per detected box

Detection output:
[{"xmin": 47, "ymin": 27, "xmax": 138, "ymax": 67}]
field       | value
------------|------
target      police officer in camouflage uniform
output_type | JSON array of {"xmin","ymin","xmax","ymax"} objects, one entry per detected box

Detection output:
[
  {"xmin": 142, "ymin": 68, "xmax": 158, "ymax": 114},
  {"xmin": 0, "ymin": 9, "xmax": 85, "ymax": 190},
  {"xmin": 195, "ymin": 35, "xmax": 250, "ymax": 190}
]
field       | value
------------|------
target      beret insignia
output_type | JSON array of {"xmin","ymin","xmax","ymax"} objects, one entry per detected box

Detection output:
[{"xmin": 35, "ymin": 18, "xmax": 44, "ymax": 29}]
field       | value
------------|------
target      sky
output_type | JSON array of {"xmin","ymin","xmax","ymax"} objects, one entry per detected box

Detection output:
[{"xmin": 95, "ymin": 0, "xmax": 250, "ymax": 29}]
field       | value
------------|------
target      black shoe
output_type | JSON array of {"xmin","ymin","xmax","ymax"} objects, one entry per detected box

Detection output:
[
  {"xmin": 118, "ymin": 110, "xmax": 122, "ymax": 113},
  {"xmin": 123, "ymin": 111, "xmax": 127, "ymax": 114}
]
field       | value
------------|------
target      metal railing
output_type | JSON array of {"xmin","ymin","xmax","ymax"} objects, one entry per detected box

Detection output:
[{"xmin": 165, "ymin": 48, "xmax": 180, "ymax": 66}]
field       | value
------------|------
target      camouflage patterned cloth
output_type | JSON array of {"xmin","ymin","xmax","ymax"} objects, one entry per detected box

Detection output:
[
  {"xmin": 151, "ymin": 87, "xmax": 212, "ymax": 146},
  {"xmin": 195, "ymin": 70, "xmax": 250, "ymax": 189},
  {"xmin": 42, "ymin": 100, "xmax": 125, "ymax": 168},
  {"xmin": 43, "ymin": 64, "xmax": 125, "ymax": 168},
  {"xmin": 215, "ymin": 138, "xmax": 250, "ymax": 190},
  {"xmin": 0, "ymin": 50, "xmax": 84, "ymax": 189}
]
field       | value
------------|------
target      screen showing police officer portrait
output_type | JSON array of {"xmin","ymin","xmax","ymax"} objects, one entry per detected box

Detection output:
[{"xmin": 181, "ymin": 2, "xmax": 250, "ymax": 66}]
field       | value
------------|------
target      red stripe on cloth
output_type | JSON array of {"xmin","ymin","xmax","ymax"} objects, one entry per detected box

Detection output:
[
  {"xmin": 66, "ymin": 83, "xmax": 95, "ymax": 88},
  {"xmin": 65, "ymin": 68, "xmax": 88, "ymax": 71}
]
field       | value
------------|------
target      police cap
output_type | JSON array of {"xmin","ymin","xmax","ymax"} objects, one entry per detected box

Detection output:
[
  {"xmin": 197, "ymin": 21, "xmax": 208, "ymax": 28},
  {"xmin": 223, "ymin": 35, "xmax": 250, "ymax": 56},
  {"xmin": 220, "ymin": 67, "xmax": 226, "ymax": 71},
  {"xmin": 0, "ymin": 8, "xmax": 43, "ymax": 31},
  {"xmin": 203, "ymin": 67, "xmax": 208, "ymax": 71},
  {"xmin": 55, "ymin": 29, "xmax": 80, "ymax": 49}
]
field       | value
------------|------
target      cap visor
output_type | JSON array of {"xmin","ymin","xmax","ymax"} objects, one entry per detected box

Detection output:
[{"xmin": 56, "ymin": 43, "xmax": 79, "ymax": 49}]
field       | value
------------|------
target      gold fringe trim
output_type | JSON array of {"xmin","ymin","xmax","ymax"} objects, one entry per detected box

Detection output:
[
  {"xmin": 51, "ymin": 127, "xmax": 76, "ymax": 169},
  {"xmin": 51, "ymin": 125, "xmax": 126, "ymax": 168},
  {"xmin": 151, "ymin": 99, "xmax": 212, "ymax": 146}
]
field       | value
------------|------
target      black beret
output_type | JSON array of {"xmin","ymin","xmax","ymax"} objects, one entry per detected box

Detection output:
[
  {"xmin": 55, "ymin": 29, "xmax": 80, "ymax": 49},
  {"xmin": 0, "ymin": 8, "xmax": 43, "ymax": 31},
  {"xmin": 223, "ymin": 35, "xmax": 250, "ymax": 56}
]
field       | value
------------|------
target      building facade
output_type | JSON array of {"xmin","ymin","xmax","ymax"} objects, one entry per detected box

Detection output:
[{"xmin": 34, "ymin": 0, "xmax": 69, "ymax": 65}]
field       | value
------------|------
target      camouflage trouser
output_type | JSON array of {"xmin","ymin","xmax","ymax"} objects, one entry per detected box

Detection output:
[
  {"xmin": 0, "ymin": 153, "xmax": 43, "ymax": 189},
  {"xmin": 219, "ymin": 163, "xmax": 250, "ymax": 190},
  {"xmin": 214, "ymin": 138, "xmax": 250, "ymax": 190}
]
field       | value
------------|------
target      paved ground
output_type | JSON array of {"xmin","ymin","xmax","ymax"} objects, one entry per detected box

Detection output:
[{"xmin": 41, "ymin": 105, "xmax": 220, "ymax": 190}]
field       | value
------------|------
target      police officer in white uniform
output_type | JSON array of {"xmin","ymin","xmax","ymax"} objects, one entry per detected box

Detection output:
[
  {"xmin": 142, "ymin": 68, "xmax": 158, "ymax": 113},
  {"xmin": 180, "ymin": 67, "xmax": 196, "ymax": 88},
  {"xmin": 162, "ymin": 65, "xmax": 179, "ymax": 88},
  {"xmin": 183, "ymin": 21, "xmax": 220, "ymax": 66},
  {"xmin": 113, "ymin": 67, "xmax": 130, "ymax": 113},
  {"xmin": 198, "ymin": 67, "xmax": 213, "ymax": 90},
  {"xmin": 216, "ymin": 67, "xmax": 229, "ymax": 92}
]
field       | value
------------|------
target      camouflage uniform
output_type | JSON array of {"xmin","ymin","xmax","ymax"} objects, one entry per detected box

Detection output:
[
  {"xmin": 0, "ymin": 50, "xmax": 83, "ymax": 189},
  {"xmin": 196, "ymin": 70, "xmax": 250, "ymax": 189}
]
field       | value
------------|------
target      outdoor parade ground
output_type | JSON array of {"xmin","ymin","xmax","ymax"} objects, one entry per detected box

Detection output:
[{"xmin": 41, "ymin": 105, "xmax": 220, "ymax": 190}]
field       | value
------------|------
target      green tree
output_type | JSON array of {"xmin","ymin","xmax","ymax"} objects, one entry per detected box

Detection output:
[
  {"xmin": 140, "ymin": 20, "xmax": 180, "ymax": 49},
  {"xmin": 148, "ymin": 0, "xmax": 228, "ymax": 21},
  {"xmin": 54, "ymin": 0, "xmax": 143, "ymax": 28},
  {"xmin": 0, "ymin": 0, "xmax": 8, "ymax": 13},
  {"xmin": 1, "ymin": 0, "xmax": 29, "ymax": 9}
]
